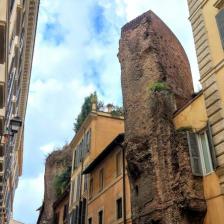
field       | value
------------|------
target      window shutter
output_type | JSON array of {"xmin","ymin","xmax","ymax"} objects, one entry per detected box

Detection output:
[
  {"xmin": 206, "ymin": 122, "xmax": 218, "ymax": 169},
  {"xmin": 81, "ymin": 198, "xmax": 86, "ymax": 224},
  {"xmin": 84, "ymin": 134, "xmax": 87, "ymax": 155},
  {"xmin": 87, "ymin": 130, "xmax": 91, "ymax": 152},
  {"xmin": 216, "ymin": 9, "xmax": 224, "ymax": 48},
  {"xmin": 187, "ymin": 131, "xmax": 203, "ymax": 176},
  {"xmin": 73, "ymin": 150, "xmax": 76, "ymax": 170},
  {"xmin": 75, "ymin": 148, "xmax": 78, "ymax": 168},
  {"xmin": 76, "ymin": 174, "xmax": 81, "ymax": 200}
]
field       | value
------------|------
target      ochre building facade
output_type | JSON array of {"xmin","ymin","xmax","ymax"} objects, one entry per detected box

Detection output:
[
  {"xmin": 83, "ymin": 134, "xmax": 132, "ymax": 224},
  {"xmin": 69, "ymin": 108, "xmax": 125, "ymax": 223}
]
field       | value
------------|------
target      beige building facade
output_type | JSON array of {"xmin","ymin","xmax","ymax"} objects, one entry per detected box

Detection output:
[{"xmin": 0, "ymin": 0, "xmax": 39, "ymax": 223}]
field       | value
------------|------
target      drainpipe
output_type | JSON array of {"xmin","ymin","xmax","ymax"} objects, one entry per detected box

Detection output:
[
  {"xmin": 121, "ymin": 143, "xmax": 127, "ymax": 224},
  {"xmin": 79, "ymin": 159, "xmax": 84, "ymax": 224}
]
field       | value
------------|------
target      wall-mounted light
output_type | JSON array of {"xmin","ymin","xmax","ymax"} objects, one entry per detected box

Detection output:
[{"xmin": 9, "ymin": 116, "xmax": 22, "ymax": 134}]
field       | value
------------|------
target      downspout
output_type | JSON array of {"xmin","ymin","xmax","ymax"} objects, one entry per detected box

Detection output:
[
  {"xmin": 79, "ymin": 159, "xmax": 84, "ymax": 224},
  {"xmin": 121, "ymin": 143, "xmax": 127, "ymax": 224}
]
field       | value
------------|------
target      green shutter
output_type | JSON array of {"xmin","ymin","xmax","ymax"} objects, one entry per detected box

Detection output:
[
  {"xmin": 187, "ymin": 131, "xmax": 203, "ymax": 176},
  {"xmin": 216, "ymin": 9, "xmax": 224, "ymax": 49},
  {"xmin": 206, "ymin": 122, "xmax": 218, "ymax": 169}
]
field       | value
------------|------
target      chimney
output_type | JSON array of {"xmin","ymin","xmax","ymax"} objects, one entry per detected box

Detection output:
[
  {"xmin": 107, "ymin": 104, "xmax": 113, "ymax": 113},
  {"xmin": 92, "ymin": 102, "xmax": 97, "ymax": 112}
]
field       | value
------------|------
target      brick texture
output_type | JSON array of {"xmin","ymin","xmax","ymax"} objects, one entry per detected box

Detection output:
[{"xmin": 119, "ymin": 10, "xmax": 206, "ymax": 224}]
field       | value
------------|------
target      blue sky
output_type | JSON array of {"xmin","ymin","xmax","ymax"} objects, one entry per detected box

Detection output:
[{"xmin": 13, "ymin": 1, "xmax": 200, "ymax": 223}]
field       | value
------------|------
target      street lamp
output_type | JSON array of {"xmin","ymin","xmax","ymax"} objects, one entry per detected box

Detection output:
[{"xmin": 9, "ymin": 116, "xmax": 22, "ymax": 134}]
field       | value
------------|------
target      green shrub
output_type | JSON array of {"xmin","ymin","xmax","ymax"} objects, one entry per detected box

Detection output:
[
  {"xmin": 53, "ymin": 166, "xmax": 71, "ymax": 197},
  {"xmin": 176, "ymin": 126, "xmax": 193, "ymax": 132},
  {"xmin": 149, "ymin": 82, "xmax": 170, "ymax": 92},
  {"xmin": 111, "ymin": 106, "xmax": 124, "ymax": 117},
  {"xmin": 74, "ymin": 92, "xmax": 104, "ymax": 133}
]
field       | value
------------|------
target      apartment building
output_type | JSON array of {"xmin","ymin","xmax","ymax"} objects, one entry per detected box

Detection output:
[
  {"xmin": 83, "ymin": 134, "xmax": 132, "ymax": 224},
  {"xmin": 0, "ymin": 0, "xmax": 39, "ymax": 223},
  {"xmin": 53, "ymin": 187, "xmax": 69, "ymax": 224},
  {"xmin": 69, "ymin": 106, "xmax": 124, "ymax": 223},
  {"xmin": 157, "ymin": 2, "xmax": 224, "ymax": 220}
]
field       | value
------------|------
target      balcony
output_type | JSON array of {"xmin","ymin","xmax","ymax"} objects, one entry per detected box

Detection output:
[{"xmin": 0, "ymin": 22, "xmax": 6, "ymax": 64}]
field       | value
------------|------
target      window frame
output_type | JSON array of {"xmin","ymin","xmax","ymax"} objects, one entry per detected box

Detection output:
[
  {"xmin": 216, "ymin": 8, "xmax": 224, "ymax": 49},
  {"xmin": 116, "ymin": 197, "xmax": 123, "ymax": 220},
  {"xmin": 187, "ymin": 125, "xmax": 216, "ymax": 177},
  {"xmin": 99, "ymin": 168, "xmax": 104, "ymax": 192},
  {"xmin": 116, "ymin": 150, "xmax": 122, "ymax": 177},
  {"xmin": 89, "ymin": 177, "xmax": 93, "ymax": 199},
  {"xmin": 197, "ymin": 130, "xmax": 214, "ymax": 175},
  {"xmin": 98, "ymin": 209, "xmax": 104, "ymax": 224},
  {"xmin": 88, "ymin": 217, "xmax": 92, "ymax": 224}
]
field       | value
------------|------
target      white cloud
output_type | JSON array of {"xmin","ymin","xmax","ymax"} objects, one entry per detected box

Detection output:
[
  {"xmin": 13, "ymin": 174, "xmax": 44, "ymax": 224},
  {"xmin": 40, "ymin": 143, "xmax": 55, "ymax": 154}
]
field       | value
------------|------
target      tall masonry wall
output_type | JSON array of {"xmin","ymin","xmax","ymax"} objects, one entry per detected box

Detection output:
[{"xmin": 119, "ymin": 10, "xmax": 206, "ymax": 224}]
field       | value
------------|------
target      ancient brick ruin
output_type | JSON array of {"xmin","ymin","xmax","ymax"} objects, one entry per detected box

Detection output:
[
  {"xmin": 119, "ymin": 11, "xmax": 206, "ymax": 224},
  {"xmin": 37, "ymin": 145, "xmax": 71, "ymax": 224}
]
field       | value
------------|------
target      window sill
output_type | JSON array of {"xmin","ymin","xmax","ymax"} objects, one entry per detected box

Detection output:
[{"xmin": 203, "ymin": 170, "xmax": 215, "ymax": 177}]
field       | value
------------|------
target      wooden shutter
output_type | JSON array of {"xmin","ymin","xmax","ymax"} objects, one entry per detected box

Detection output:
[
  {"xmin": 76, "ymin": 174, "xmax": 81, "ymax": 200},
  {"xmin": 16, "ymin": 6, "xmax": 22, "ymax": 35},
  {"xmin": 0, "ymin": 145, "xmax": 4, "ymax": 157},
  {"xmin": 0, "ymin": 22, "xmax": 6, "ymax": 64},
  {"xmin": 206, "ymin": 122, "xmax": 218, "ymax": 169},
  {"xmin": 81, "ymin": 199, "xmax": 86, "ymax": 224},
  {"xmin": 0, "ymin": 84, "xmax": 4, "ymax": 109},
  {"xmin": 73, "ymin": 150, "xmax": 76, "ymax": 170},
  {"xmin": 187, "ymin": 131, "xmax": 203, "ymax": 176},
  {"xmin": 216, "ymin": 9, "xmax": 224, "ymax": 48},
  {"xmin": 87, "ymin": 130, "xmax": 91, "ymax": 152}
]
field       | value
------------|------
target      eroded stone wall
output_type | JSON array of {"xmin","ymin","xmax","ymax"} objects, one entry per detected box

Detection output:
[
  {"xmin": 38, "ymin": 145, "xmax": 71, "ymax": 224},
  {"xmin": 119, "ymin": 10, "xmax": 206, "ymax": 224}
]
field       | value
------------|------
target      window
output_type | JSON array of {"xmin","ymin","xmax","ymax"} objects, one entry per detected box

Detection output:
[
  {"xmin": 87, "ymin": 129, "xmax": 91, "ymax": 152},
  {"xmin": 9, "ymin": 0, "xmax": 15, "ymax": 14},
  {"xmin": 0, "ymin": 84, "xmax": 4, "ymax": 109},
  {"xmin": 73, "ymin": 150, "xmax": 76, "ymax": 170},
  {"xmin": 98, "ymin": 210, "xmax": 103, "ymax": 224},
  {"xmin": 63, "ymin": 204, "xmax": 68, "ymax": 221},
  {"xmin": 70, "ymin": 181, "xmax": 74, "ymax": 204},
  {"xmin": 197, "ymin": 132, "xmax": 213, "ymax": 174},
  {"xmin": 116, "ymin": 151, "xmax": 122, "ymax": 176},
  {"xmin": 0, "ymin": 145, "xmax": 4, "ymax": 157},
  {"xmin": 216, "ymin": 8, "xmax": 224, "ymax": 48},
  {"xmin": 187, "ymin": 124, "xmax": 217, "ymax": 176},
  {"xmin": 0, "ymin": 23, "xmax": 6, "ymax": 64},
  {"xmin": 99, "ymin": 169, "xmax": 104, "ymax": 191},
  {"xmin": 116, "ymin": 198, "xmax": 123, "ymax": 219},
  {"xmin": 84, "ymin": 174, "xmax": 88, "ymax": 192},
  {"xmin": 54, "ymin": 212, "xmax": 59, "ymax": 224},
  {"xmin": 89, "ymin": 177, "xmax": 93, "ymax": 198},
  {"xmin": 88, "ymin": 217, "xmax": 92, "ymax": 224},
  {"xmin": 76, "ymin": 174, "xmax": 81, "ymax": 200}
]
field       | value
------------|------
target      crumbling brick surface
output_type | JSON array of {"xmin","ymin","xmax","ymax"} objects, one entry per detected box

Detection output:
[
  {"xmin": 119, "ymin": 10, "xmax": 206, "ymax": 224},
  {"xmin": 37, "ymin": 145, "xmax": 71, "ymax": 224}
]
